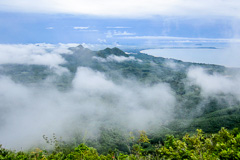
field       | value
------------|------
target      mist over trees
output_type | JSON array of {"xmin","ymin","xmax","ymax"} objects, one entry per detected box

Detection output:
[{"xmin": 0, "ymin": 44, "xmax": 240, "ymax": 158}]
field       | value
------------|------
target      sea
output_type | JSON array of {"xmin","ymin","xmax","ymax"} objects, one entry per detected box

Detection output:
[{"xmin": 140, "ymin": 43, "xmax": 240, "ymax": 68}]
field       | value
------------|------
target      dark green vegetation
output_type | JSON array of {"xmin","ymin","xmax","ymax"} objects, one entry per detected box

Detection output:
[
  {"xmin": 1, "ymin": 128, "xmax": 240, "ymax": 159},
  {"xmin": 0, "ymin": 45, "xmax": 240, "ymax": 157}
]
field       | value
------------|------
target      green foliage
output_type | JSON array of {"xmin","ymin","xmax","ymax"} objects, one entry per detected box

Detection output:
[
  {"xmin": 137, "ymin": 130, "xmax": 150, "ymax": 144},
  {"xmin": 97, "ymin": 47, "xmax": 129, "ymax": 58},
  {"xmin": 1, "ymin": 128, "xmax": 240, "ymax": 159},
  {"xmin": 158, "ymin": 128, "xmax": 240, "ymax": 160}
]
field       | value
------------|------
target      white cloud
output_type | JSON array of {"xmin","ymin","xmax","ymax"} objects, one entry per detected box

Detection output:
[
  {"xmin": 46, "ymin": 27, "xmax": 54, "ymax": 30},
  {"xmin": 97, "ymin": 38, "xmax": 107, "ymax": 43},
  {"xmin": 76, "ymin": 29, "xmax": 98, "ymax": 32},
  {"xmin": 73, "ymin": 26, "xmax": 98, "ymax": 32},
  {"xmin": 0, "ymin": 67, "xmax": 175, "ymax": 149},
  {"xmin": 125, "ymin": 52, "xmax": 138, "ymax": 55},
  {"xmin": 1, "ymin": 0, "xmax": 239, "ymax": 18},
  {"xmin": 113, "ymin": 30, "xmax": 136, "ymax": 36},
  {"xmin": 106, "ymin": 31, "xmax": 113, "ymax": 38},
  {"xmin": 106, "ymin": 30, "xmax": 136, "ymax": 38},
  {"xmin": 0, "ymin": 43, "xmax": 78, "ymax": 67},
  {"xmin": 93, "ymin": 55, "xmax": 142, "ymax": 63},
  {"xmin": 187, "ymin": 67, "xmax": 240, "ymax": 99},
  {"xmin": 73, "ymin": 26, "xmax": 89, "ymax": 30},
  {"xmin": 106, "ymin": 26, "xmax": 131, "ymax": 29},
  {"xmin": 164, "ymin": 60, "xmax": 184, "ymax": 70},
  {"xmin": 81, "ymin": 43, "xmax": 122, "ymax": 50}
]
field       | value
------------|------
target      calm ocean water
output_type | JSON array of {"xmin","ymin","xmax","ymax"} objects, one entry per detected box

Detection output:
[{"xmin": 141, "ymin": 47, "xmax": 239, "ymax": 68}]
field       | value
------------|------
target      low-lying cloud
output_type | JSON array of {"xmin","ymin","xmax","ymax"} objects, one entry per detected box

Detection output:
[
  {"xmin": 0, "ymin": 67, "xmax": 175, "ymax": 150},
  {"xmin": 93, "ymin": 55, "xmax": 142, "ymax": 63},
  {"xmin": 0, "ymin": 43, "xmax": 78, "ymax": 67},
  {"xmin": 187, "ymin": 67, "xmax": 240, "ymax": 100}
]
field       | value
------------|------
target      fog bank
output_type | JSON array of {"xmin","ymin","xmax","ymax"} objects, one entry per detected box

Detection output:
[{"xmin": 0, "ymin": 67, "xmax": 175, "ymax": 149}]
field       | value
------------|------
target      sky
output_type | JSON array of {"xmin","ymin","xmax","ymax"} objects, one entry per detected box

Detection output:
[{"xmin": 0, "ymin": 0, "xmax": 240, "ymax": 46}]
